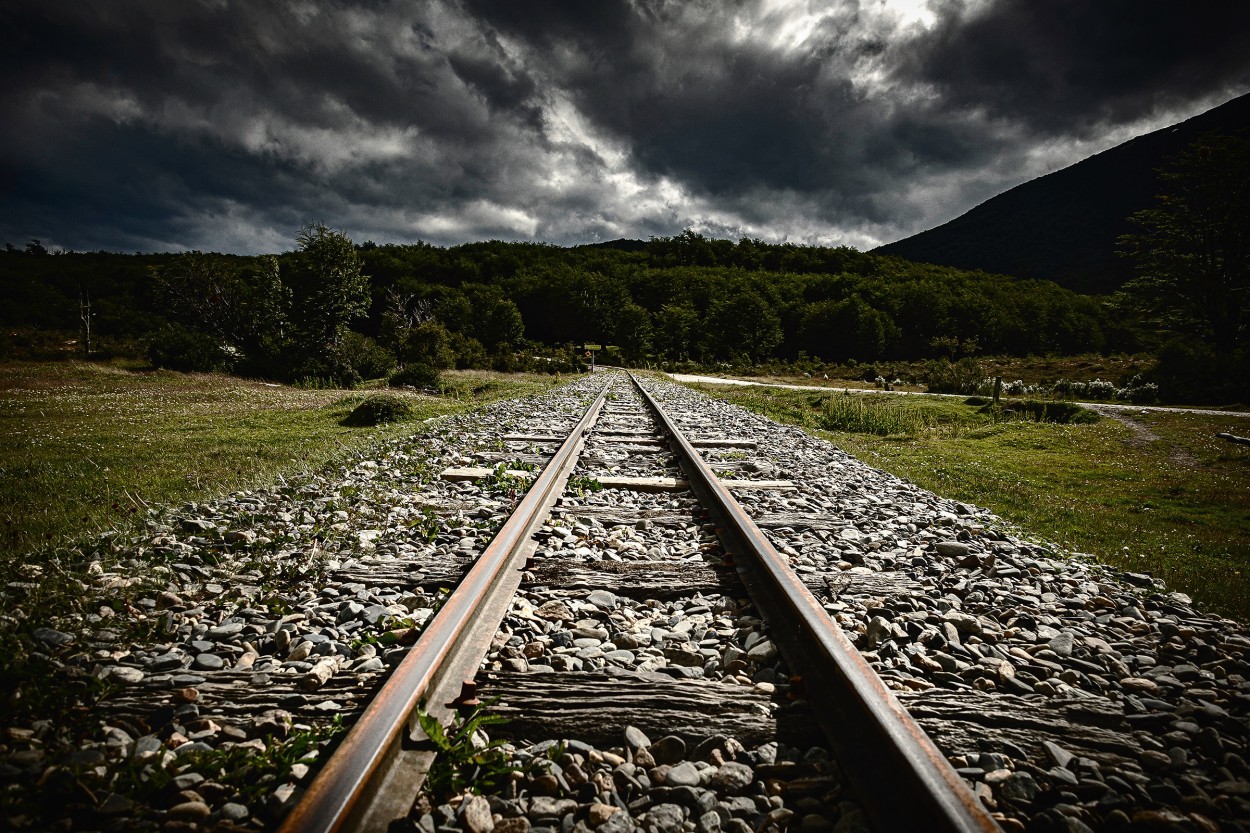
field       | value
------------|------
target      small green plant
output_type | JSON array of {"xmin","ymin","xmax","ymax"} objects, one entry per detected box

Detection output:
[
  {"xmin": 112, "ymin": 717, "xmax": 346, "ymax": 809},
  {"xmin": 481, "ymin": 462, "xmax": 534, "ymax": 494},
  {"xmin": 566, "ymin": 475, "xmax": 604, "ymax": 495},
  {"xmin": 417, "ymin": 702, "xmax": 520, "ymax": 802},
  {"xmin": 404, "ymin": 507, "xmax": 443, "ymax": 542},
  {"xmin": 340, "ymin": 393, "xmax": 416, "ymax": 426}
]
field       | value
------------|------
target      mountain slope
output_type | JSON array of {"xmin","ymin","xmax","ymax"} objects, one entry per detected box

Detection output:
[{"xmin": 874, "ymin": 92, "xmax": 1250, "ymax": 294}]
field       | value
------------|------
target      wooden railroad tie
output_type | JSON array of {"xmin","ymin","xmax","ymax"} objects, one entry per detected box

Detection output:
[{"xmin": 439, "ymin": 467, "xmax": 794, "ymax": 492}]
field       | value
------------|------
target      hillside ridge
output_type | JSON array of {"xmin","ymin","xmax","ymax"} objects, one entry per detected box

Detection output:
[{"xmin": 874, "ymin": 92, "xmax": 1250, "ymax": 293}]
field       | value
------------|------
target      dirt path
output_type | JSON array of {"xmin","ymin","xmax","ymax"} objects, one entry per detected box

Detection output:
[
  {"xmin": 1084, "ymin": 404, "xmax": 1162, "ymax": 445},
  {"xmin": 1084, "ymin": 404, "xmax": 1199, "ymax": 467}
]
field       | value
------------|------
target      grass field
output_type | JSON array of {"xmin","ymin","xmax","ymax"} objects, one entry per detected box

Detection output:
[
  {"xmin": 689, "ymin": 382, "xmax": 1250, "ymax": 620},
  {"xmin": 5, "ymin": 362, "xmax": 1246, "ymax": 618},
  {"xmin": 0, "ymin": 362, "xmax": 561, "ymax": 557}
]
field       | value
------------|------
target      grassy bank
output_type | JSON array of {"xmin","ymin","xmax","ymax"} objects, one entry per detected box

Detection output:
[
  {"xmin": 689, "ymin": 383, "xmax": 1250, "ymax": 620},
  {"xmin": 0, "ymin": 362, "xmax": 562, "ymax": 557}
]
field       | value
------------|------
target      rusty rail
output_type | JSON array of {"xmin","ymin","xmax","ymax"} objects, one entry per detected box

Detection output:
[
  {"xmin": 280, "ymin": 381, "xmax": 611, "ymax": 833},
  {"xmin": 629, "ymin": 372, "xmax": 1001, "ymax": 833}
]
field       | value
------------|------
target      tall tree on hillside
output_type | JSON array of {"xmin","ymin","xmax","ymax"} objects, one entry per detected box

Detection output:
[
  {"xmin": 798, "ymin": 296, "xmax": 893, "ymax": 362},
  {"xmin": 154, "ymin": 252, "xmax": 249, "ymax": 344},
  {"xmin": 611, "ymin": 302, "xmax": 652, "ymax": 362},
  {"xmin": 1120, "ymin": 134, "xmax": 1250, "ymax": 352},
  {"xmin": 653, "ymin": 303, "xmax": 699, "ymax": 361},
  {"xmin": 705, "ymin": 291, "xmax": 782, "ymax": 362},
  {"xmin": 285, "ymin": 223, "xmax": 370, "ymax": 354},
  {"xmin": 464, "ymin": 285, "xmax": 525, "ymax": 352}
]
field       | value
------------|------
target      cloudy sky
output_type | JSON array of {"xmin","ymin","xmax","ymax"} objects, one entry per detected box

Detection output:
[{"xmin": 2, "ymin": 0, "xmax": 1248, "ymax": 254}]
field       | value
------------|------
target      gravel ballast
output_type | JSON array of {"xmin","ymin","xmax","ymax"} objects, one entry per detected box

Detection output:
[{"xmin": 3, "ymin": 371, "xmax": 1248, "ymax": 833}]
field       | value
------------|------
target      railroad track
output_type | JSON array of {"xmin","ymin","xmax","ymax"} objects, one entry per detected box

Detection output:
[
  {"xmin": 281, "ymin": 372, "xmax": 997, "ymax": 833},
  {"xmin": 8, "ymin": 372, "xmax": 1250, "ymax": 833}
]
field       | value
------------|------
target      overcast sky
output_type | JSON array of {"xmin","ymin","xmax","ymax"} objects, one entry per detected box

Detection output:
[{"xmin": 2, "ymin": 0, "xmax": 1248, "ymax": 255}]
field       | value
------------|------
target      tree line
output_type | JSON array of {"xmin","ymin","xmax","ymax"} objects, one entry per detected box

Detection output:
[
  {"xmin": 2, "ymin": 134, "xmax": 1245, "ymax": 401},
  {"xmin": 0, "ymin": 228, "xmax": 1127, "ymax": 378}
]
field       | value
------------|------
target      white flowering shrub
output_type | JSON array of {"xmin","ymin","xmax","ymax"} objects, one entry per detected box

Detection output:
[{"xmin": 947, "ymin": 374, "xmax": 1157, "ymax": 403}]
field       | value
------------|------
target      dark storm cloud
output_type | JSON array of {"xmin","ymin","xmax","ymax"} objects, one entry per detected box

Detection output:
[
  {"xmin": 466, "ymin": 0, "xmax": 866, "ymax": 193},
  {"xmin": 1, "ymin": 0, "xmax": 1248, "ymax": 253},
  {"xmin": 898, "ymin": 0, "xmax": 1250, "ymax": 134}
]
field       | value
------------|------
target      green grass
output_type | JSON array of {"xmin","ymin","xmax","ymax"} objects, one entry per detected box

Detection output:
[
  {"xmin": 819, "ymin": 393, "xmax": 939, "ymax": 435},
  {"xmin": 0, "ymin": 361, "xmax": 561, "ymax": 556},
  {"xmin": 689, "ymin": 383, "xmax": 1250, "ymax": 620}
]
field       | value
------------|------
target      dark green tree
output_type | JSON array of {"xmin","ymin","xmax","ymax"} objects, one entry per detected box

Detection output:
[
  {"xmin": 705, "ymin": 290, "xmax": 782, "ymax": 361},
  {"xmin": 465, "ymin": 286, "xmax": 525, "ymax": 352},
  {"xmin": 653, "ymin": 303, "xmax": 700, "ymax": 360},
  {"xmin": 1120, "ymin": 134, "xmax": 1250, "ymax": 353},
  {"xmin": 798, "ymin": 296, "xmax": 892, "ymax": 362},
  {"xmin": 237, "ymin": 255, "xmax": 291, "ymax": 373},
  {"xmin": 153, "ymin": 252, "xmax": 249, "ymax": 344},
  {"xmin": 286, "ymin": 224, "xmax": 370, "ymax": 355},
  {"xmin": 399, "ymin": 320, "xmax": 456, "ymax": 369},
  {"xmin": 611, "ymin": 302, "xmax": 652, "ymax": 362}
]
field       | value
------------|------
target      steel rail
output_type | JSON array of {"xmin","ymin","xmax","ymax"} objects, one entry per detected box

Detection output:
[
  {"xmin": 629, "ymin": 373, "xmax": 1001, "ymax": 833},
  {"xmin": 280, "ymin": 381, "xmax": 612, "ymax": 833}
]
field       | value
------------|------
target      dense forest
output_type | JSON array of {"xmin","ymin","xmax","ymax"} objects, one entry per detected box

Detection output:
[
  {"xmin": 3, "ymin": 231, "xmax": 1121, "ymax": 361},
  {"xmin": 1, "ymin": 194, "xmax": 1245, "ymax": 404}
]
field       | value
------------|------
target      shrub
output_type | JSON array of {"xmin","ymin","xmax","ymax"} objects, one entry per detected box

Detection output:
[
  {"xmin": 1146, "ymin": 339, "xmax": 1249, "ymax": 404},
  {"xmin": 333, "ymin": 331, "xmax": 396, "ymax": 382},
  {"xmin": 1052, "ymin": 378, "xmax": 1118, "ymax": 400},
  {"xmin": 389, "ymin": 363, "xmax": 441, "ymax": 389},
  {"xmin": 489, "ymin": 351, "xmax": 516, "ymax": 373},
  {"xmin": 450, "ymin": 332, "xmax": 487, "ymax": 369},
  {"xmin": 1121, "ymin": 376, "xmax": 1161, "ymax": 404},
  {"xmin": 919, "ymin": 358, "xmax": 988, "ymax": 394},
  {"xmin": 341, "ymin": 393, "xmax": 416, "ymax": 426},
  {"xmin": 987, "ymin": 399, "xmax": 1099, "ymax": 424},
  {"xmin": 146, "ymin": 325, "xmax": 234, "ymax": 373},
  {"xmin": 818, "ymin": 394, "xmax": 933, "ymax": 436},
  {"xmin": 400, "ymin": 322, "xmax": 456, "ymax": 370}
]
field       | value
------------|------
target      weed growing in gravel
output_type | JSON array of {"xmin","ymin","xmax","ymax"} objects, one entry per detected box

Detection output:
[
  {"xmin": 404, "ymin": 507, "xmax": 444, "ymax": 542},
  {"xmin": 417, "ymin": 702, "xmax": 524, "ymax": 802},
  {"xmin": 0, "ymin": 541, "xmax": 168, "ymax": 726},
  {"xmin": 480, "ymin": 461, "xmax": 536, "ymax": 496},
  {"xmin": 566, "ymin": 475, "xmax": 604, "ymax": 496},
  {"xmin": 351, "ymin": 594, "xmax": 445, "ymax": 652},
  {"xmin": 100, "ymin": 717, "xmax": 347, "ymax": 820}
]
